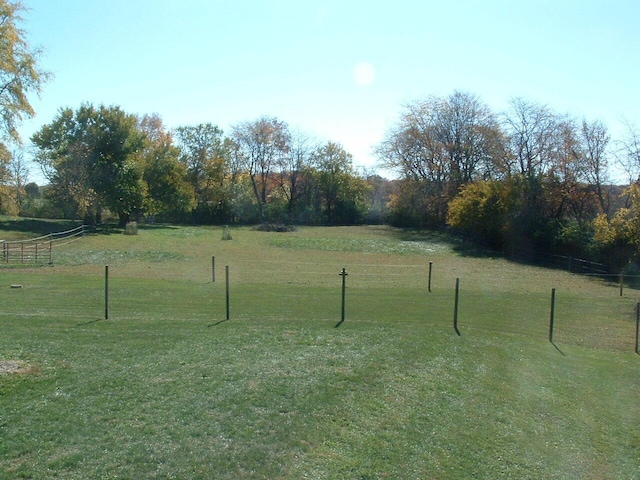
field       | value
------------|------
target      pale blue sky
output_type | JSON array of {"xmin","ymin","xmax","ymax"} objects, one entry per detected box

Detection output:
[{"xmin": 18, "ymin": 0, "xmax": 640, "ymax": 181}]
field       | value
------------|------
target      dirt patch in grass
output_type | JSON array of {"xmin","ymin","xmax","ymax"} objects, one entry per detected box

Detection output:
[{"xmin": 0, "ymin": 360, "xmax": 34, "ymax": 375}]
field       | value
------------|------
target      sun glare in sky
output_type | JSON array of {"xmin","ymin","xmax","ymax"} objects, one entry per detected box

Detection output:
[{"xmin": 352, "ymin": 62, "xmax": 375, "ymax": 86}]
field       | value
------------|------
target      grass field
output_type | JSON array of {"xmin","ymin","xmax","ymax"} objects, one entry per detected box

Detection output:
[{"xmin": 0, "ymin": 219, "xmax": 639, "ymax": 479}]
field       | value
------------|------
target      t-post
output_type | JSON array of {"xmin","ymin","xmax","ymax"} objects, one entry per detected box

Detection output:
[{"xmin": 336, "ymin": 268, "xmax": 348, "ymax": 327}]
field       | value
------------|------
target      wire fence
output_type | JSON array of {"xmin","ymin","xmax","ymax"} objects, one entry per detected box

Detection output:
[
  {"xmin": 0, "ymin": 225, "xmax": 86, "ymax": 264},
  {"xmin": 1, "ymin": 225, "xmax": 638, "ymax": 353}
]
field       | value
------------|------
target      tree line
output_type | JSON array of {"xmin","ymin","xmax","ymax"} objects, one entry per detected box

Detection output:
[
  {"xmin": 376, "ymin": 91, "xmax": 640, "ymax": 271},
  {"xmin": 24, "ymin": 107, "xmax": 375, "ymax": 227},
  {"xmin": 2, "ymin": 0, "xmax": 640, "ymax": 271}
]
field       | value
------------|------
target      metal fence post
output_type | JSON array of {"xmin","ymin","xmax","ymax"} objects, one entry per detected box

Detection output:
[
  {"xmin": 335, "ymin": 268, "xmax": 348, "ymax": 327},
  {"xmin": 105, "ymin": 265, "xmax": 109, "ymax": 320},
  {"xmin": 454, "ymin": 278, "xmax": 460, "ymax": 335},
  {"xmin": 549, "ymin": 288, "xmax": 556, "ymax": 343},
  {"xmin": 636, "ymin": 302, "xmax": 639, "ymax": 355},
  {"xmin": 225, "ymin": 266, "xmax": 230, "ymax": 320}
]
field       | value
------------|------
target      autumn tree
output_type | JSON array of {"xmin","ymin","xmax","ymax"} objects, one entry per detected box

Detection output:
[
  {"xmin": 593, "ymin": 183, "xmax": 640, "ymax": 270},
  {"xmin": 0, "ymin": 0, "xmax": 50, "ymax": 145},
  {"xmin": 231, "ymin": 116, "xmax": 291, "ymax": 223},
  {"xmin": 616, "ymin": 120, "xmax": 640, "ymax": 184},
  {"xmin": 139, "ymin": 114, "xmax": 195, "ymax": 221},
  {"xmin": 275, "ymin": 129, "xmax": 314, "ymax": 222},
  {"xmin": 0, "ymin": 0, "xmax": 49, "ymax": 212},
  {"xmin": 0, "ymin": 142, "xmax": 17, "ymax": 214},
  {"xmin": 502, "ymin": 98, "xmax": 560, "ymax": 177},
  {"xmin": 7, "ymin": 148, "xmax": 28, "ymax": 214},
  {"xmin": 377, "ymin": 91, "xmax": 504, "ymax": 226},
  {"xmin": 579, "ymin": 119, "xmax": 611, "ymax": 216},
  {"xmin": 447, "ymin": 180, "xmax": 510, "ymax": 249}
]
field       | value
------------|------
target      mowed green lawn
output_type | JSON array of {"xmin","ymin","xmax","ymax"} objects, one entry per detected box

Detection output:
[{"xmin": 0, "ymin": 221, "xmax": 639, "ymax": 479}]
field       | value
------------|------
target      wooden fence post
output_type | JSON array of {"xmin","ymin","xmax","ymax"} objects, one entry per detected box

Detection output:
[{"xmin": 620, "ymin": 273, "xmax": 623, "ymax": 297}]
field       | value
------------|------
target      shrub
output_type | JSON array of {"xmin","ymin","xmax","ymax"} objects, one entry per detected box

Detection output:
[{"xmin": 252, "ymin": 223, "xmax": 297, "ymax": 232}]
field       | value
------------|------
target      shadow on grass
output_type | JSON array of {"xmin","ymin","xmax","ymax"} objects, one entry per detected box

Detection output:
[
  {"xmin": 207, "ymin": 319, "xmax": 229, "ymax": 327},
  {"xmin": 551, "ymin": 342, "xmax": 566, "ymax": 356},
  {"xmin": 93, "ymin": 223, "xmax": 182, "ymax": 235},
  {"xmin": 0, "ymin": 218, "xmax": 82, "ymax": 238},
  {"xmin": 383, "ymin": 226, "xmax": 500, "ymax": 259},
  {"xmin": 76, "ymin": 318, "xmax": 107, "ymax": 327},
  {"xmin": 387, "ymin": 226, "xmax": 620, "ymax": 283}
]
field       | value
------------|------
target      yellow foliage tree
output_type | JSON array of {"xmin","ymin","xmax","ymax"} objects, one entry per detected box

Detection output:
[{"xmin": 593, "ymin": 184, "xmax": 640, "ymax": 268}]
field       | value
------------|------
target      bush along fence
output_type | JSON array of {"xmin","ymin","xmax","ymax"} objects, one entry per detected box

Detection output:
[{"xmin": 1, "ymin": 225, "xmax": 86, "ymax": 264}]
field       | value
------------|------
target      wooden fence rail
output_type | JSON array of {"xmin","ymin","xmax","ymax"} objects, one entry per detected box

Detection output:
[{"xmin": 1, "ymin": 225, "xmax": 86, "ymax": 264}]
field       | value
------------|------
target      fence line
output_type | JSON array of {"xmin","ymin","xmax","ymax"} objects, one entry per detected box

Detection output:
[{"xmin": 1, "ymin": 225, "xmax": 86, "ymax": 264}]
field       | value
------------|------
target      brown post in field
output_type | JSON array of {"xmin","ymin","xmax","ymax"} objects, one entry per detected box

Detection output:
[
  {"xmin": 212, "ymin": 256, "xmax": 215, "ymax": 283},
  {"xmin": 428, "ymin": 262, "xmax": 433, "ymax": 293},
  {"xmin": 620, "ymin": 273, "xmax": 623, "ymax": 297}
]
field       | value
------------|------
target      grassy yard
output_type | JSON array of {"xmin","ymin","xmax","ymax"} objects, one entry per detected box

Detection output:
[{"xmin": 0, "ymin": 220, "xmax": 638, "ymax": 479}]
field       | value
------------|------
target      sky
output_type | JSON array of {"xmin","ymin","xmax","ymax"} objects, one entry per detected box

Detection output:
[{"xmin": 16, "ymin": 0, "xmax": 640, "ymax": 183}]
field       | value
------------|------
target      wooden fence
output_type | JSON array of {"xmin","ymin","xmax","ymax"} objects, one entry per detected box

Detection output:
[{"xmin": 1, "ymin": 225, "xmax": 86, "ymax": 264}]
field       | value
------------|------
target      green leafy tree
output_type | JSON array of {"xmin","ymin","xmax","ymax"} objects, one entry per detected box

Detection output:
[
  {"xmin": 139, "ymin": 115, "xmax": 195, "ymax": 221},
  {"xmin": 311, "ymin": 141, "xmax": 369, "ymax": 225},
  {"xmin": 174, "ymin": 123, "xmax": 230, "ymax": 223},
  {"xmin": 32, "ymin": 104, "xmax": 146, "ymax": 225}
]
